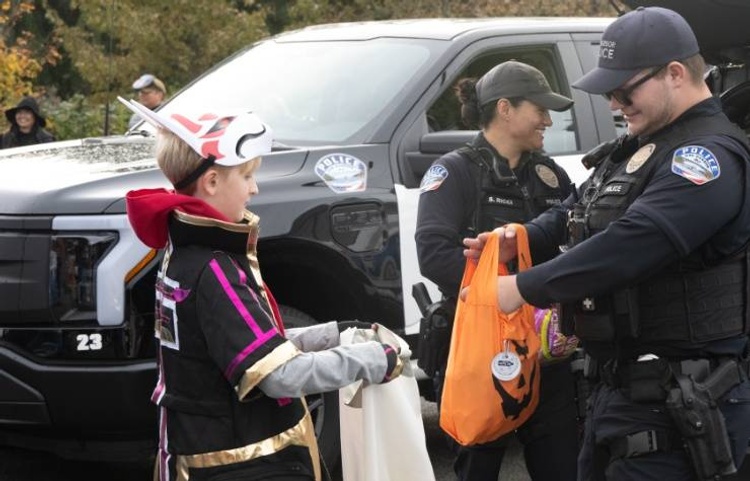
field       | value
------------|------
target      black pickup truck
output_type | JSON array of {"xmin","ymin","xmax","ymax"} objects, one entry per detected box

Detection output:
[{"xmin": 0, "ymin": 0, "xmax": 747, "ymax": 467}]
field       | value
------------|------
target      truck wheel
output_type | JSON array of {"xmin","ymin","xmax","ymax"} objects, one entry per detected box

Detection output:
[{"xmin": 277, "ymin": 306, "xmax": 341, "ymax": 476}]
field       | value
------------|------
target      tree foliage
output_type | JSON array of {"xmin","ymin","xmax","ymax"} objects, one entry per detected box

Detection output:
[
  {"xmin": 2, "ymin": 0, "xmax": 624, "ymax": 140},
  {"xmin": 0, "ymin": 0, "xmax": 60, "ymax": 117},
  {"xmin": 261, "ymin": 0, "xmax": 618, "ymax": 31},
  {"xmin": 46, "ymin": 0, "xmax": 268, "ymax": 102}
]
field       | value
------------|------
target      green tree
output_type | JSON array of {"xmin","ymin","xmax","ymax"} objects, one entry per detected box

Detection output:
[
  {"xmin": 0, "ymin": 0, "xmax": 60, "ymax": 130},
  {"xmin": 46, "ymin": 0, "xmax": 268, "ymax": 102},
  {"xmin": 255, "ymin": 0, "xmax": 618, "ymax": 31}
]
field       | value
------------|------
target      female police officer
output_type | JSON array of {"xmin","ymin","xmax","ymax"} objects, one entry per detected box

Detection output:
[{"xmin": 416, "ymin": 60, "xmax": 579, "ymax": 481}]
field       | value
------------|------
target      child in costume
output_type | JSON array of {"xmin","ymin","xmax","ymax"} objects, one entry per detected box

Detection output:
[{"xmin": 120, "ymin": 98, "xmax": 402, "ymax": 481}]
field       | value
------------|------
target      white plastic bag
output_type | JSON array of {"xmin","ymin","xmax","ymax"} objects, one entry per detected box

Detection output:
[{"xmin": 339, "ymin": 324, "xmax": 435, "ymax": 481}]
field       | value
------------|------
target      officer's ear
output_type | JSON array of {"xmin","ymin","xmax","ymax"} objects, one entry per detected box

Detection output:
[
  {"xmin": 495, "ymin": 98, "xmax": 512, "ymax": 120},
  {"xmin": 665, "ymin": 61, "xmax": 689, "ymax": 88}
]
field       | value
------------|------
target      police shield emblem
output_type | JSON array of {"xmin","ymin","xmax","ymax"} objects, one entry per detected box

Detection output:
[
  {"xmin": 535, "ymin": 165, "xmax": 559, "ymax": 188},
  {"xmin": 626, "ymin": 143, "xmax": 655, "ymax": 174}
]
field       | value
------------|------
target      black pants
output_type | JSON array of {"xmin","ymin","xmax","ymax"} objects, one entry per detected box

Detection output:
[
  {"xmin": 578, "ymin": 381, "xmax": 750, "ymax": 481},
  {"xmin": 436, "ymin": 360, "xmax": 580, "ymax": 481},
  {"xmin": 578, "ymin": 379, "xmax": 750, "ymax": 481}
]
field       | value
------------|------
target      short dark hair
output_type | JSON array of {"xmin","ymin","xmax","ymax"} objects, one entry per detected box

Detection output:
[{"xmin": 681, "ymin": 53, "xmax": 707, "ymax": 85}]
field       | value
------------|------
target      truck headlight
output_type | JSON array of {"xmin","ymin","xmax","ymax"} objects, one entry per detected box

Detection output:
[{"xmin": 50, "ymin": 233, "xmax": 117, "ymax": 321}]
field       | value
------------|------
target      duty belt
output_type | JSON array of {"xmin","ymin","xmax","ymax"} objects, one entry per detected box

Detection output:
[{"xmin": 600, "ymin": 356, "xmax": 750, "ymax": 401}]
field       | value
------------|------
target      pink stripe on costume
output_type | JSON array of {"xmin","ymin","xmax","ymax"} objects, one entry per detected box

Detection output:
[
  {"xmin": 158, "ymin": 407, "xmax": 171, "ymax": 481},
  {"xmin": 151, "ymin": 350, "xmax": 166, "ymax": 404},
  {"xmin": 208, "ymin": 259, "xmax": 278, "ymax": 379},
  {"xmin": 225, "ymin": 331, "xmax": 278, "ymax": 379}
]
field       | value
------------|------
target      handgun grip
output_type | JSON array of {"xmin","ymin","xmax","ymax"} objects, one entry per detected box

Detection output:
[
  {"xmin": 700, "ymin": 359, "xmax": 741, "ymax": 401},
  {"xmin": 412, "ymin": 282, "xmax": 433, "ymax": 315}
]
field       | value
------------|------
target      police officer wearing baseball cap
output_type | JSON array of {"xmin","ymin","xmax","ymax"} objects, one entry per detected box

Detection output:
[
  {"xmin": 463, "ymin": 7, "xmax": 750, "ymax": 480},
  {"xmin": 416, "ymin": 60, "xmax": 579, "ymax": 481},
  {"xmin": 128, "ymin": 73, "xmax": 167, "ymax": 130}
]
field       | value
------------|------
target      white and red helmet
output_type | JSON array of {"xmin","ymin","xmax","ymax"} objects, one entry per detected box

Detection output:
[{"xmin": 118, "ymin": 96, "xmax": 273, "ymax": 166}]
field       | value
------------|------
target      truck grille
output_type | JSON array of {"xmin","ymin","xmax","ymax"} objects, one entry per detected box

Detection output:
[{"xmin": 0, "ymin": 216, "xmax": 55, "ymax": 325}]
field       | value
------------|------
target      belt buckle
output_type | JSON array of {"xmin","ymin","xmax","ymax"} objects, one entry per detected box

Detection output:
[{"xmin": 625, "ymin": 430, "xmax": 658, "ymax": 457}]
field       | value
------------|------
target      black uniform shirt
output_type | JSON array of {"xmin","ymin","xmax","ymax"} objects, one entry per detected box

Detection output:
[
  {"xmin": 519, "ymin": 99, "xmax": 749, "ymax": 309},
  {"xmin": 416, "ymin": 132, "xmax": 571, "ymax": 298}
]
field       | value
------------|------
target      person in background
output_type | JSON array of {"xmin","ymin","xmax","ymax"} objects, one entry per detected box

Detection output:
[
  {"xmin": 120, "ymin": 98, "xmax": 403, "ymax": 481},
  {"xmin": 463, "ymin": 7, "xmax": 750, "ymax": 481},
  {"xmin": 1, "ymin": 96, "xmax": 55, "ymax": 149},
  {"xmin": 127, "ymin": 73, "xmax": 167, "ymax": 129},
  {"xmin": 416, "ymin": 60, "xmax": 579, "ymax": 481}
]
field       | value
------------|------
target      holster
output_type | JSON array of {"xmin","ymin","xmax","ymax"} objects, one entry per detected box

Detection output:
[
  {"xmin": 570, "ymin": 349, "xmax": 594, "ymax": 421},
  {"xmin": 415, "ymin": 299, "xmax": 454, "ymax": 378},
  {"xmin": 665, "ymin": 359, "xmax": 741, "ymax": 480}
]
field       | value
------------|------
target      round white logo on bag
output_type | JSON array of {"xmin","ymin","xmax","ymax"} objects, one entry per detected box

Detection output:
[{"xmin": 491, "ymin": 351, "xmax": 521, "ymax": 381}]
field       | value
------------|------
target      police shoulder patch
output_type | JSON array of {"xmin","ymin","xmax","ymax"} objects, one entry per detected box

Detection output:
[
  {"xmin": 419, "ymin": 164, "xmax": 449, "ymax": 192},
  {"xmin": 670, "ymin": 145, "xmax": 720, "ymax": 185}
]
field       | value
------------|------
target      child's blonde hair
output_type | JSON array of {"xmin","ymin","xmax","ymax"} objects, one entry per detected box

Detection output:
[
  {"xmin": 155, "ymin": 129, "xmax": 261, "ymax": 195},
  {"xmin": 155, "ymin": 130, "xmax": 203, "ymax": 194}
]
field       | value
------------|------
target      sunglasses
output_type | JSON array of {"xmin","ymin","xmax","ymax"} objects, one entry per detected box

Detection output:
[{"xmin": 604, "ymin": 65, "xmax": 667, "ymax": 107}]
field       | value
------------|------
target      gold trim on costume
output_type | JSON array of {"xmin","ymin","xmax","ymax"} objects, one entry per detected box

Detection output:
[
  {"xmin": 175, "ymin": 409, "xmax": 321, "ymax": 481},
  {"xmin": 174, "ymin": 210, "xmax": 255, "ymax": 233},
  {"xmin": 236, "ymin": 341, "xmax": 301, "ymax": 399}
]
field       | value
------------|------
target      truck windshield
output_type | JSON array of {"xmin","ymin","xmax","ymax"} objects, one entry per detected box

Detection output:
[{"xmin": 159, "ymin": 38, "xmax": 441, "ymax": 145}]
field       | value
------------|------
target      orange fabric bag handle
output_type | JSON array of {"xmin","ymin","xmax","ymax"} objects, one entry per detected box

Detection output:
[
  {"xmin": 504, "ymin": 223, "xmax": 531, "ymax": 273},
  {"xmin": 460, "ymin": 223, "xmax": 531, "ymax": 303},
  {"xmin": 461, "ymin": 224, "xmax": 532, "ymax": 289},
  {"xmin": 458, "ymin": 224, "xmax": 534, "ymax": 342}
]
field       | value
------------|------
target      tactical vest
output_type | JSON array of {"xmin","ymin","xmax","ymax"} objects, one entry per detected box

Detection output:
[
  {"xmin": 458, "ymin": 146, "xmax": 567, "ymax": 233},
  {"xmin": 567, "ymin": 114, "xmax": 750, "ymax": 359}
]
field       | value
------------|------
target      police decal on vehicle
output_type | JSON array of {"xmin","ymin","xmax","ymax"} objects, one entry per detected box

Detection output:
[
  {"xmin": 670, "ymin": 145, "xmax": 720, "ymax": 185},
  {"xmin": 314, "ymin": 153, "xmax": 368, "ymax": 193}
]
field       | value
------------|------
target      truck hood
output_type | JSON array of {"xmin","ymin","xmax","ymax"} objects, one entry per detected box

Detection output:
[{"xmin": 0, "ymin": 136, "xmax": 307, "ymax": 215}]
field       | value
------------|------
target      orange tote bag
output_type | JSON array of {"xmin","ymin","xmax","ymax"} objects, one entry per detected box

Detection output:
[{"xmin": 439, "ymin": 224, "xmax": 541, "ymax": 446}]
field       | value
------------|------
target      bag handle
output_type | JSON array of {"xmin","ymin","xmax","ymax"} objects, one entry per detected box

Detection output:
[
  {"xmin": 504, "ymin": 223, "xmax": 531, "ymax": 273},
  {"xmin": 458, "ymin": 224, "xmax": 532, "ymax": 308}
]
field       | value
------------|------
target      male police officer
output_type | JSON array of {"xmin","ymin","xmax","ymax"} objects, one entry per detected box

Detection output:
[{"xmin": 464, "ymin": 7, "xmax": 750, "ymax": 480}]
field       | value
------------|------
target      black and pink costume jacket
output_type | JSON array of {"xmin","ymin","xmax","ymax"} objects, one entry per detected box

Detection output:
[{"xmin": 126, "ymin": 188, "xmax": 320, "ymax": 481}]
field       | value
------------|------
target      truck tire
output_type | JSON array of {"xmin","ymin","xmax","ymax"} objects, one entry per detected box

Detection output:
[{"xmin": 277, "ymin": 306, "xmax": 341, "ymax": 477}]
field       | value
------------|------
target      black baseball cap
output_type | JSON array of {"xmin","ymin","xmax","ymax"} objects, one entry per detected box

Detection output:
[
  {"xmin": 476, "ymin": 60, "xmax": 573, "ymax": 112},
  {"xmin": 572, "ymin": 7, "xmax": 700, "ymax": 94}
]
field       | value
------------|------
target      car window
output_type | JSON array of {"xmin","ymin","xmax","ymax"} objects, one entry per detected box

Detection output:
[
  {"xmin": 161, "ymin": 38, "xmax": 443, "ymax": 145},
  {"xmin": 425, "ymin": 47, "xmax": 578, "ymax": 154}
]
